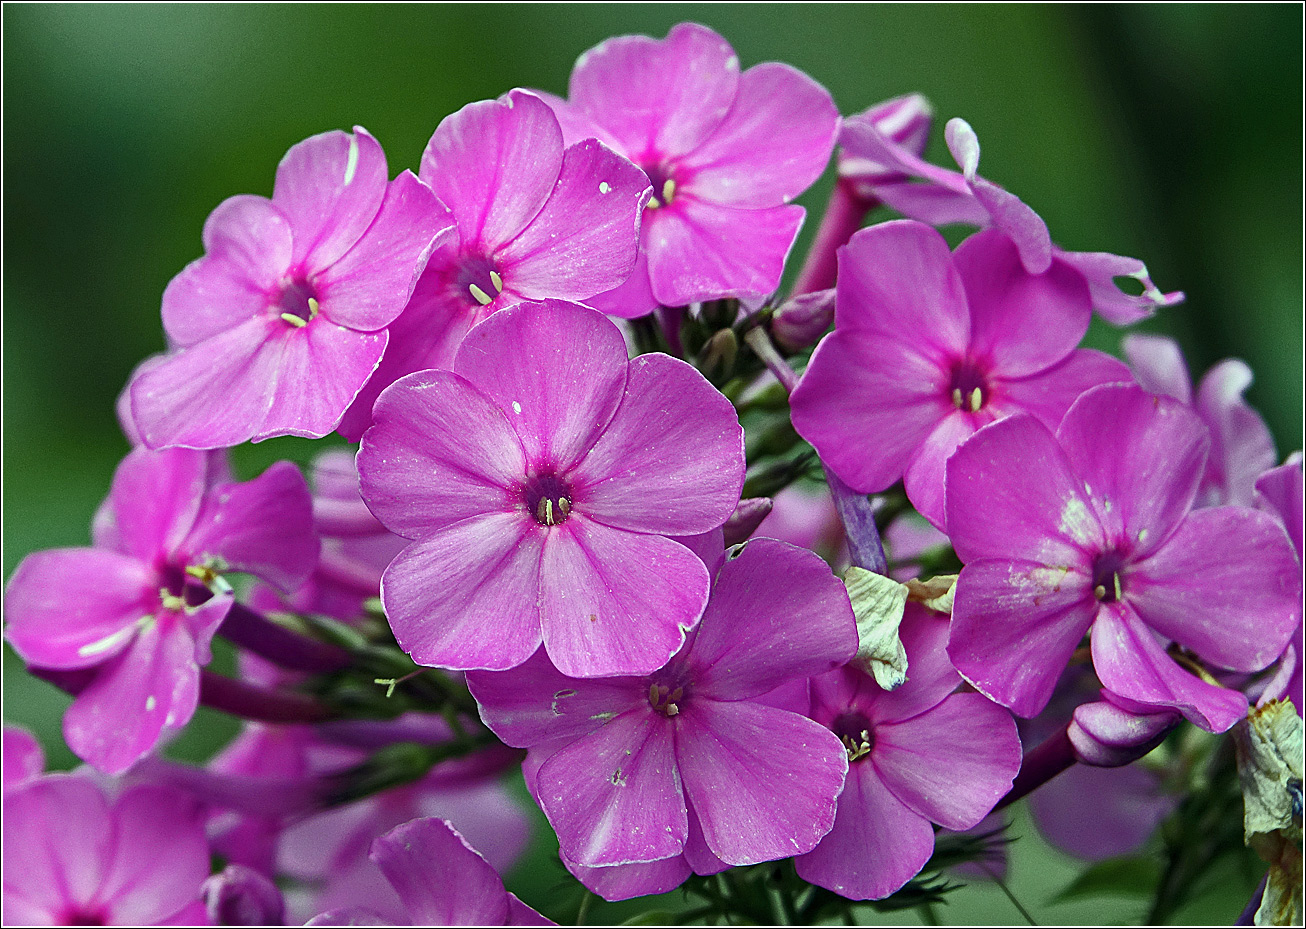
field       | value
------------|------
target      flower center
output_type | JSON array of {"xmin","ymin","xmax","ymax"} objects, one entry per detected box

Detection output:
[
  {"xmin": 832, "ymin": 711, "xmax": 875, "ymax": 762},
  {"xmin": 648, "ymin": 682, "xmax": 685, "ymax": 717},
  {"xmin": 642, "ymin": 162, "xmax": 678, "ymax": 209},
  {"xmin": 456, "ymin": 255, "xmax": 505, "ymax": 308},
  {"xmin": 947, "ymin": 357, "xmax": 990, "ymax": 413},
  {"xmin": 62, "ymin": 907, "xmax": 108, "ymax": 926},
  {"xmin": 275, "ymin": 278, "xmax": 320, "ymax": 329},
  {"xmin": 523, "ymin": 473, "xmax": 573, "ymax": 527},
  {"xmin": 1091, "ymin": 550, "xmax": 1128, "ymax": 603}
]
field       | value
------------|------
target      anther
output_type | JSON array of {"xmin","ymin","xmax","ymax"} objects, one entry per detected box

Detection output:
[
  {"xmin": 1113, "ymin": 572, "xmax": 1123, "ymax": 601},
  {"xmin": 306, "ymin": 297, "xmax": 320, "ymax": 318},
  {"xmin": 469, "ymin": 284, "xmax": 493, "ymax": 306},
  {"xmin": 1093, "ymin": 584, "xmax": 1107, "ymax": 601},
  {"xmin": 537, "ymin": 498, "xmax": 555, "ymax": 526},
  {"xmin": 952, "ymin": 387, "xmax": 964, "ymax": 408},
  {"xmin": 489, "ymin": 271, "xmax": 504, "ymax": 294},
  {"xmin": 159, "ymin": 588, "xmax": 188, "ymax": 612},
  {"xmin": 661, "ymin": 178, "xmax": 676, "ymax": 204},
  {"xmin": 280, "ymin": 313, "xmax": 307, "ymax": 328},
  {"xmin": 969, "ymin": 387, "xmax": 983, "ymax": 412}
]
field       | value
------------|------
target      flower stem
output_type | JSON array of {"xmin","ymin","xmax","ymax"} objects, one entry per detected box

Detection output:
[
  {"xmin": 994, "ymin": 725, "xmax": 1076, "ymax": 811},
  {"xmin": 199, "ymin": 670, "xmax": 336, "ymax": 723},
  {"xmin": 791, "ymin": 179, "xmax": 876, "ymax": 297},
  {"xmin": 826, "ymin": 468, "xmax": 888, "ymax": 574},
  {"xmin": 218, "ymin": 602, "xmax": 353, "ymax": 673}
]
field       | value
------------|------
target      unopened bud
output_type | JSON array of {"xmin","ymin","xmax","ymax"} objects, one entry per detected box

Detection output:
[
  {"xmin": 1068, "ymin": 697, "xmax": 1179, "ymax": 767},
  {"xmin": 696, "ymin": 328, "xmax": 738, "ymax": 380},
  {"xmin": 722, "ymin": 497, "xmax": 773, "ymax": 546},
  {"xmin": 202, "ymin": 864, "xmax": 285, "ymax": 926},
  {"xmin": 839, "ymin": 93, "xmax": 935, "ymax": 195},
  {"xmin": 772, "ymin": 289, "xmax": 836, "ymax": 351}
]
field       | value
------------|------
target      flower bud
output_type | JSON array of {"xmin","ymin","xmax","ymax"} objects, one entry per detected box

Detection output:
[
  {"xmin": 772, "ymin": 289, "xmax": 836, "ymax": 351},
  {"xmin": 722, "ymin": 497, "xmax": 773, "ymax": 546},
  {"xmin": 202, "ymin": 864, "xmax": 286, "ymax": 926},
  {"xmin": 839, "ymin": 93, "xmax": 935, "ymax": 195},
  {"xmin": 1068, "ymin": 697, "xmax": 1179, "ymax": 767}
]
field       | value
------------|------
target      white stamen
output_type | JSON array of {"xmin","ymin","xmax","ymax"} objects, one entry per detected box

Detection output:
[
  {"xmin": 469, "ymin": 283, "xmax": 493, "ymax": 306},
  {"xmin": 280, "ymin": 312, "xmax": 307, "ymax": 328},
  {"xmin": 511, "ymin": 400, "xmax": 522, "ymax": 414},
  {"xmin": 344, "ymin": 135, "xmax": 360, "ymax": 186},
  {"xmin": 489, "ymin": 270, "xmax": 503, "ymax": 293}
]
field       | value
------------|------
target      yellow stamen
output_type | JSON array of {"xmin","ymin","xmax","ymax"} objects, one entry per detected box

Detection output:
[
  {"xmin": 661, "ymin": 178, "xmax": 676, "ymax": 204},
  {"xmin": 469, "ymin": 284, "xmax": 493, "ymax": 306},
  {"xmin": 307, "ymin": 296, "xmax": 320, "ymax": 318},
  {"xmin": 280, "ymin": 312, "xmax": 307, "ymax": 328},
  {"xmin": 1093, "ymin": 584, "xmax": 1107, "ymax": 600},
  {"xmin": 489, "ymin": 271, "xmax": 504, "ymax": 294},
  {"xmin": 952, "ymin": 387, "xmax": 964, "ymax": 408},
  {"xmin": 969, "ymin": 387, "xmax": 983, "ymax": 412}
]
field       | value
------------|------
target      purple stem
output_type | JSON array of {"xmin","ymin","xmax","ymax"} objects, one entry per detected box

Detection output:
[
  {"xmin": 790, "ymin": 179, "xmax": 876, "ymax": 297},
  {"xmin": 825, "ymin": 468, "xmax": 888, "ymax": 574},
  {"xmin": 742, "ymin": 326, "xmax": 800, "ymax": 394},
  {"xmin": 995, "ymin": 725, "xmax": 1077, "ymax": 812},
  {"xmin": 656, "ymin": 304, "xmax": 686, "ymax": 357},
  {"xmin": 199, "ymin": 670, "xmax": 336, "ymax": 724},
  {"xmin": 218, "ymin": 601, "xmax": 353, "ymax": 673},
  {"xmin": 1236, "ymin": 875, "xmax": 1267, "ymax": 926}
]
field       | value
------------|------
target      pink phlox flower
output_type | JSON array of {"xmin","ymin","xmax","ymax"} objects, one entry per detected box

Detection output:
[
  {"xmin": 791, "ymin": 220, "xmax": 1132, "ymax": 529},
  {"xmin": 536, "ymin": 22, "xmax": 840, "ymax": 314},
  {"xmin": 3, "ymin": 448, "xmax": 318, "ymax": 773},
  {"xmin": 839, "ymin": 112, "xmax": 1183, "ymax": 325},
  {"xmin": 357, "ymin": 299, "xmax": 745, "ymax": 678},
  {"xmin": 130, "ymin": 127, "xmax": 450, "ymax": 449},
  {"xmin": 2, "ymin": 725, "xmax": 45, "ymax": 795},
  {"xmin": 945, "ymin": 382, "xmax": 1302, "ymax": 731},
  {"xmin": 337, "ymin": 90, "xmax": 651, "ymax": 439},
  {"xmin": 467, "ymin": 538, "xmax": 857, "ymax": 889},
  {"xmin": 1123, "ymin": 333, "xmax": 1278, "ymax": 507},
  {"xmin": 3, "ymin": 773, "xmax": 211, "ymax": 925},
  {"xmin": 305, "ymin": 818, "xmax": 552, "ymax": 926},
  {"xmin": 1254, "ymin": 453, "xmax": 1304, "ymax": 714},
  {"xmin": 794, "ymin": 605, "xmax": 1021, "ymax": 901}
]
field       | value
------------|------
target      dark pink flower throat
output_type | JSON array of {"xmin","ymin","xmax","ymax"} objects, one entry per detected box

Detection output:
[
  {"xmin": 947, "ymin": 357, "xmax": 991, "ymax": 413},
  {"xmin": 275, "ymin": 278, "xmax": 320, "ymax": 328},
  {"xmin": 524, "ymin": 472, "xmax": 573, "ymax": 527}
]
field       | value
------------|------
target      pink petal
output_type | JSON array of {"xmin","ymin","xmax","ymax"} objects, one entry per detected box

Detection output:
[
  {"xmin": 681, "ymin": 803, "xmax": 732, "ymax": 876},
  {"xmin": 1091, "ymin": 602, "xmax": 1249, "ymax": 732},
  {"xmin": 182, "ymin": 461, "xmax": 318, "ymax": 593},
  {"xmin": 902, "ymin": 410, "xmax": 985, "ymax": 531},
  {"xmin": 1058, "ymin": 250, "xmax": 1183, "ymax": 326},
  {"xmin": 507, "ymin": 895, "xmax": 553, "ymax": 926},
  {"xmin": 1257, "ymin": 455, "xmax": 1304, "ymax": 558},
  {"xmin": 1121, "ymin": 334, "xmax": 1193, "ymax": 403},
  {"xmin": 358, "ymin": 369, "xmax": 526, "ymax": 538},
  {"xmin": 530, "ymin": 89, "xmax": 626, "ymax": 150},
  {"xmin": 255, "ymin": 320, "xmax": 388, "ymax": 441},
  {"xmin": 3, "ymin": 726, "xmax": 44, "ymax": 792},
  {"xmin": 969, "ymin": 177, "xmax": 1052, "ymax": 274},
  {"xmin": 1127, "ymin": 507, "xmax": 1301, "ymax": 672},
  {"xmin": 834, "ymin": 221, "xmax": 970, "ymax": 354},
  {"xmin": 162, "ymin": 195, "xmax": 292, "ymax": 346},
  {"xmin": 563, "ymin": 852, "xmax": 691, "ymax": 902},
  {"xmin": 794, "ymin": 761, "xmax": 935, "ymax": 901},
  {"xmin": 873, "ymin": 692, "xmax": 1020, "ymax": 830},
  {"xmin": 791, "ymin": 330, "xmax": 944, "ymax": 494},
  {"xmin": 568, "ymin": 23, "xmax": 739, "ymax": 162},
  {"xmin": 948, "ymin": 558, "xmax": 1097, "ymax": 717},
  {"xmin": 676, "ymin": 700, "xmax": 846, "ymax": 865},
  {"xmin": 64, "ymin": 618, "xmax": 201, "ymax": 774},
  {"xmin": 4, "ymin": 549, "xmax": 152, "ymax": 669},
  {"xmin": 572, "ymin": 352, "xmax": 744, "ymax": 536},
  {"xmin": 583, "ymin": 244, "xmax": 659, "ymax": 319},
  {"xmin": 1056, "ymin": 383, "xmax": 1208, "ymax": 557},
  {"xmin": 945, "ymin": 413, "xmax": 1105, "ymax": 565},
  {"xmin": 689, "ymin": 539, "xmax": 856, "ymax": 701},
  {"xmin": 495, "ymin": 139, "xmax": 650, "ymax": 301},
  {"xmin": 869, "ymin": 606, "xmax": 962, "ymax": 724},
  {"xmin": 993, "ymin": 348, "xmax": 1133, "ymax": 429},
  {"xmin": 952, "ymin": 229, "xmax": 1091, "ymax": 378},
  {"xmin": 1028, "ymin": 762, "xmax": 1174, "ymax": 860},
  {"xmin": 453, "ymin": 300, "xmax": 629, "ymax": 473},
  {"xmin": 100, "ymin": 786, "xmax": 209, "ymax": 925},
  {"xmin": 369, "ymin": 818, "xmax": 510, "ymax": 926},
  {"xmin": 466, "ymin": 649, "xmax": 645, "ymax": 749},
  {"xmin": 537, "ymin": 708, "xmax": 685, "ymax": 867},
  {"xmin": 97, "ymin": 447, "xmax": 208, "ymax": 563},
  {"xmin": 273, "ymin": 127, "xmax": 388, "ymax": 273},
  {"xmin": 539, "ymin": 518, "xmax": 708, "ymax": 678},
  {"xmin": 680, "ymin": 62, "xmax": 838, "ymax": 208},
  {"xmin": 420, "ymin": 91, "xmax": 562, "ymax": 254},
  {"xmin": 872, "ymin": 177, "xmax": 990, "ymax": 227},
  {"xmin": 130, "ymin": 317, "xmax": 286, "ymax": 450},
  {"xmin": 1195, "ymin": 359, "xmax": 1277, "ymax": 507},
  {"xmin": 645, "ymin": 198, "xmax": 803, "ymax": 306},
  {"xmin": 380, "ymin": 515, "xmax": 544, "ymax": 672},
  {"xmin": 316, "ymin": 171, "xmax": 451, "ymax": 332}
]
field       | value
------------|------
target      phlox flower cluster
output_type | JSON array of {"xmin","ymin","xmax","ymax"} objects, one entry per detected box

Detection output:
[{"xmin": 4, "ymin": 19, "xmax": 1302, "ymax": 928}]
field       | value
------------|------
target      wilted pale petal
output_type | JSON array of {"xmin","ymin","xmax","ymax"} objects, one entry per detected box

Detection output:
[
  {"xmin": 1122, "ymin": 333, "xmax": 1193, "ymax": 404},
  {"xmin": 1058, "ymin": 250, "xmax": 1183, "ymax": 326}
]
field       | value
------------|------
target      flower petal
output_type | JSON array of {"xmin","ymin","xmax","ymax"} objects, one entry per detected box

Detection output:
[
  {"xmin": 1195, "ymin": 359, "xmax": 1277, "ymax": 507},
  {"xmin": 540, "ymin": 518, "xmax": 708, "ymax": 678},
  {"xmin": 369, "ymin": 818, "xmax": 511, "ymax": 926},
  {"xmin": 680, "ymin": 62, "xmax": 838, "ymax": 208},
  {"xmin": 454, "ymin": 301, "xmax": 629, "ymax": 473},
  {"xmin": 1056, "ymin": 383, "xmax": 1209, "ymax": 557},
  {"xmin": 358, "ymin": 369, "xmax": 526, "ymax": 538},
  {"xmin": 100, "ymin": 785, "xmax": 209, "ymax": 925},
  {"xmin": 873, "ymin": 692, "xmax": 1020, "ymax": 830},
  {"xmin": 948, "ymin": 558, "xmax": 1097, "ymax": 718},
  {"xmin": 537, "ymin": 708, "xmax": 685, "ymax": 866},
  {"xmin": 572, "ymin": 352, "xmax": 744, "ymax": 536},
  {"xmin": 869, "ymin": 606, "xmax": 962, "ymax": 724},
  {"xmin": 274, "ymin": 127, "xmax": 388, "ymax": 272},
  {"xmin": 1057, "ymin": 250, "xmax": 1183, "ymax": 326},
  {"xmin": 690, "ymin": 539, "xmax": 856, "ymax": 701},
  {"xmin": 1127, "ymin": 507, "xmax": 1301, "ymax": 672},
  {"xmin": 421, "ymin": 90, "xmax": 562, "ymax": 254},
  {"xmin": 380, "ymin": 515, "xmax": 544, "ymax": 671},
  {"xmin": 1091, "ymin": 602, "xmax": 1249, "ymax": 732},
  {"xmin": 992, "ymin": 348, "xmax": 1133, "ymax": 430},
  {"xmin": 562, "ymin": 852, "xmax": 691, "ymax": 902},
  {"xmin": 902, "ymin": 410, "xmax": 985, "ymax": 531},
  {"xmin": 1121, "ymin": 333, "xmax": 1193, "ymax": 403},
  {"xmin": 676, "ymin": 700, "xmax": 846, "ymax": 865},
  {"xmin": 97, "ymin": 448, "xmax": 209, "ymax": 563}
]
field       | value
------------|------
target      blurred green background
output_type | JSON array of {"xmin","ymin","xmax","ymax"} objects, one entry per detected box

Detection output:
[{"xmin": 4, "ymin": 5, "xmax": 1300, "ymax": 924}]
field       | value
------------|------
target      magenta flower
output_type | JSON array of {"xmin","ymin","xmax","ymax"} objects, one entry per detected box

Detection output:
[
  {"xmin": 537, "ymin": 22, "xmax": 839, "ymax": 313},
  {"xmin": 795, "ymin": 606, "xmax": 1021, "ymax": 900},
  {"xmin": 130, "ymin": 127, "xmax": 449, "ymax": 448},
  {"xmin": 3, "ymin": 774, "xmax": 210, "ymax": 925},
  {"xmin": 357, "ymin": 299, "xmax": 745, "ymax": 678},
  {"xmin": 306, "ymin": 818, "xmax": 551, "ymax": 926},
  {"xmin": 4, "ymin": 448, "xmax": 318, "ymax": 772},
  {"xmin": 1123, "ymin": 334, "xmax": 1277, "ymax": 507},
  {"xmin": 337, "ymin": 90, "xmax": 651, "ymax": 438},
  {"xmin": 1255, "ymin": 454, "xmax": 1304, "ymax": 714},
  {"xmin": 791, "ymin": 220, "xmax": 1131, "ymax": 528},
  {"xmin": 468, "ymin": 538, "xmax": 856, "ymax": 875},
  {"xmin": 840, "ymin": 113, "xmax": 1182, "ymax": 325},
  {"xmin": 945, "ymin": 383, "xmax": 1302, "ymax": 731}
]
